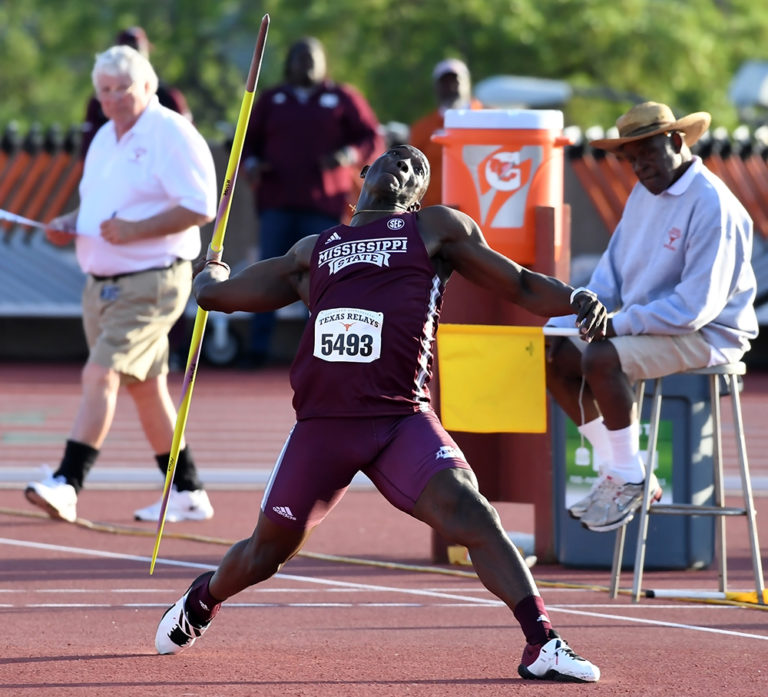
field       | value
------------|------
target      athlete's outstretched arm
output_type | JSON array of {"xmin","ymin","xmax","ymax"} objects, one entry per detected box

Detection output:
[
  {"xmin": 193, "ymin": 236, "xmax": 314, "ymax": 314},
  {"xmin": 423, "ymin": 205, "xmax": 606, "ymax": 339}
]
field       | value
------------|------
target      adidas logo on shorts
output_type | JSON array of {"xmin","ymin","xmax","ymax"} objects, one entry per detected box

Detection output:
[
  {"xmin": 435, "ymin": 445, "xmax": 465, "ymax": 461},
  {"xmin": 272, "ymin": 505, "xmax": 297, "ymax": 521}
]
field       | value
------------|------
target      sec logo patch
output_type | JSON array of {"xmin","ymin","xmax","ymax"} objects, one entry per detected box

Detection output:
[{"xmin": 387, "ymin": 218, "xmax": 405, "ymax": 230}]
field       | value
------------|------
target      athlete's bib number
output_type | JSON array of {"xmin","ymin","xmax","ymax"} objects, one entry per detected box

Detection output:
[{"xmin": 313, "ymin": 307, "xmax": 383, "ymax": 363}]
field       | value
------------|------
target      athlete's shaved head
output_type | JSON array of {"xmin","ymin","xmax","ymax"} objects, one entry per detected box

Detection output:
[
  {"xmin": 404, "ymin": 145, "xmax": 430, "ymax": 204},
  {"xmin": 359, "ymin": 145, "xmax": 431, "ymax": 210},
  {"xmin": 401, "ymin": 144, "xmax": 430, "ymax": 186}
]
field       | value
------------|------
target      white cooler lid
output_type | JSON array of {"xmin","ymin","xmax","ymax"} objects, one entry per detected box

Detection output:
[{"xmin": 444, "ymin": 108, "xmax": 563, "ymax": 130}]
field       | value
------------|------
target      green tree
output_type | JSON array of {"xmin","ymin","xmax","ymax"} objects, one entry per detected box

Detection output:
[{"xmin": 2, "ymin": 0, "xmax": 767, "ymax": 143}]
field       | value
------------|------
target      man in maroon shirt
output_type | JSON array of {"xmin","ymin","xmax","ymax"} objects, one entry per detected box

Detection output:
[
  {"xmin": 155, "ymin": 145, "xmax": 605, "ymax": 683},
  {"xmin": 241, "ymin": 36, "xmax": 384, "ymax": 366}
]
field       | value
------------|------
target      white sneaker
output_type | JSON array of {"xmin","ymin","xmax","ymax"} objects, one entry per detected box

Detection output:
[
  {"xmin": 155, "ymin": 573, "xmax": 215, "ymax": 655},
  {"xmin": 134, "ymin": 487, "xmax": 214, "ymax": 522},
  {"xmin": 567, "ymin": 474, "xmax": 607, "ymax": 519},
  {"xmin": 25, "ymin": 470, "xmax": 78, "ymax": 523},
  {"xmin": 518, "ymin": 630, "xmax": 600, "ymax": 682},
  {"xmin": 580, "ymin": 473, "xmax": 662, "ymax": 532}
]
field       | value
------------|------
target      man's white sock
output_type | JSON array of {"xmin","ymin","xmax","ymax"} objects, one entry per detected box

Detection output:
[
  {"xmin": 577, "ymin": 417, "xmax": 612, "ymax": 474},
  {"xmin": 606, "ymin": 422, "xmax": 646, "ymax": 483}
]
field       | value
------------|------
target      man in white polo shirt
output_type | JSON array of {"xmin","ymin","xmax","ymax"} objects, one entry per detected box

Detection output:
[{"xmin": 25, "ymin": 45, "xmax": 218, "ymax": 524}]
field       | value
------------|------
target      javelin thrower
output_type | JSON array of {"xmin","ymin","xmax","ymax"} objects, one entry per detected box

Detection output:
[{"xmin": 154, "ymin": 136, "xmax": 605, "ymax": 682}]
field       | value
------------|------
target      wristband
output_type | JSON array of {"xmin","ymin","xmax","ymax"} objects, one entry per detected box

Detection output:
[
  {"xmin": 204, "ymin": 259, "xmax": 230, "ymax": 274},
  {"xmin": 569, "ymin": 286, "xmax": 595, "ymax": 305}
]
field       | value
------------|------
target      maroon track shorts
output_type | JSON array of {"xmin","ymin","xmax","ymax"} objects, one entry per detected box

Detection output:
[{"xmin": 261, "ymin": 410, "xmax": 471, "ymax": 530}]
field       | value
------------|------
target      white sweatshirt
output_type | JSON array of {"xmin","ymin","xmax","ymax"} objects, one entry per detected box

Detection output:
[{"xmin": 549, "ymin": 157, "xmax": 758, "ymax": 362}]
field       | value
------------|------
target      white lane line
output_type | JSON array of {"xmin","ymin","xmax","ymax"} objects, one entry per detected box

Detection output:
[
  {"xmin": 552, "ymin": 603, "xmax": 737, "ymax": 610},
  {"xmin": 3, "ymin": 536, "xmax": 766, "ymax": 642},
  {"xmin": 0, "ymin": 536, "xmax": 213, "ymax": 570},
  {"xmin": 27, "ymin": 603, "xmax": 112, "ymax": 608},
  {"xmin": 0, "ymin": 536, "xmax": 501, "ymax": 606},
  {"xmin": 274, "ymin": 571, "xmax": 503, "ymax": 606},
  {"xmin": 549, "ymin": 606, "xmax": 768, "ymax": 641}
]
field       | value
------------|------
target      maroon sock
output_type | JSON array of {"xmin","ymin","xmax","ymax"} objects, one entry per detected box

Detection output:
[
  {"xmin": 512, "ymin": 594, "xmax": 553, "ymax": 646},
  {"xmin": 185, "ymin": 571, "xmax": 222, "ymax": 625}
]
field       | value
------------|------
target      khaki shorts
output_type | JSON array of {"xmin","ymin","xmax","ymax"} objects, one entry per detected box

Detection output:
[
  {"xmin": 82, "ymin": 260, "xmax": 191, "ymax": 383},
  {"xmin": 569, "ymin": 332, "xmax": 713, "ymax": 384}
]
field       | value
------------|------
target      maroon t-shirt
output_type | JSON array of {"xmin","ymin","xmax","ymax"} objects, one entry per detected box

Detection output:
[
  {"xmin": 242, "ymin": 80, "xmax": 384, "ymax": 219},
  {"xmin": 290, "ymin": 213, "xmax": 444, "ymax": 419}
]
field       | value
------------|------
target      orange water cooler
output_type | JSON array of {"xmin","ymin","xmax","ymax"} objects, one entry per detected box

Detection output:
[
  {"xmin": 433, "ymin": 108, "xmax": 570, "ymax": 266},
  {"xmin": 431, "ymin": 109, "xmax": 572, "ymax": 563}
]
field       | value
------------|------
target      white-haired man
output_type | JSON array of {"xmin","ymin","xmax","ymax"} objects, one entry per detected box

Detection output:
[{"xmin": 25, "ymin": 45, "xmax": 218, "ymax": 524}]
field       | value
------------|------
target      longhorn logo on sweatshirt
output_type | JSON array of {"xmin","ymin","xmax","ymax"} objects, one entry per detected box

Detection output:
[{"xmin": 664, "ymin": 227, "xmax": 682, "ymax": 251}]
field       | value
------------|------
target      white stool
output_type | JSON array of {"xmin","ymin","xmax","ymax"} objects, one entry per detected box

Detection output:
[{"xmin": 609, "ymin": 362, "xmax": 766, "ymax": 604}]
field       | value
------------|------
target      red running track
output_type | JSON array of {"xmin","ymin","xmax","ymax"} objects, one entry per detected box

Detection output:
[
  {"xmin": 1, "ymin": 362, "xmax": 767, "ymax": 695},
  {"xmin": 1, "ymin": 488, "xmax": 767, "ymax": 696}
]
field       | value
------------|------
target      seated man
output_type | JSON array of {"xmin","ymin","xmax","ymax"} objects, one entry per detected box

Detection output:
[{"xmin": 546, "ymin": 102, "xmax": 758, "ymax": 532}]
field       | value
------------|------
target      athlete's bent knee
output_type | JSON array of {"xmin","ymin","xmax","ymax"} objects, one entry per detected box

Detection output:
[
  {"xmin": 242, "ymin": 517, "xmax": 309, "ymax": 584},
  {"xmin": 417, "ymin": 470, "xmax": 502, "ymax": 546}
]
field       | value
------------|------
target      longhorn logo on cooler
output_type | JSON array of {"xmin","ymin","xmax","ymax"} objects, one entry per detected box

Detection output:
[
  {"xmin": 483, "ymin": 151, "xmax": 531, "ymax": 192},
  {"xmin": 463, "ymin": 144, "xmax": 542, "ymax": 229}
]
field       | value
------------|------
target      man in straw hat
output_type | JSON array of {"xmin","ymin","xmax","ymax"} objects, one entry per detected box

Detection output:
[{"xmin": 546, "ymin": 101, "xmax": 758, "ymax": 532}]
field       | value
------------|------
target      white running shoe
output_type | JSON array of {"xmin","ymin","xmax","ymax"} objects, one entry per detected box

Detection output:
[
  {"xmin": 580, "ymin": 472, "xmax": 662, "ymax": 532},
  {"xmin": 567, "ymin": 474, "xmax": 607, "ymax": 520},
  {"xmin": 518, "ymin": 630, "xmax": 600, "ymax": 682},
  {"xmin": 24, "ymin": 470, "xmax": 78, "ymax": 523},
  {"xmin": 155, "ymin": 574, "xmax": 215, "ymax": 655},
  {"xmin": 134, "ymin": 487, "xmax": 214, "ymax": 522}
]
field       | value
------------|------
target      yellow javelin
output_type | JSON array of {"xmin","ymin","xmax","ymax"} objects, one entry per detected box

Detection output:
[{"xmin": 150, "ymin": 14, "xmax": 270, "ymax": 574}]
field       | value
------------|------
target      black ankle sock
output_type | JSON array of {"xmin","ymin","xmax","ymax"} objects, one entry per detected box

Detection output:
[
  {"xmin": 54, "ymin": 440, "xmax": 99, "ymax": 493},
  {"xmin": 513, "ymin": 594, "xmax": 553, "ymax": 646},
  {"xmin": 185, "ymin": 570, "xmax": 222, "ymax": 625},
  {"xmin": 154, "ymin": 447, "xmax": 203, "ymax": 492}
]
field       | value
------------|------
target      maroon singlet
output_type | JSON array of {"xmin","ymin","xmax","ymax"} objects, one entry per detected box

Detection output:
[
  {"xmin": 290, "ymin": 212, "xmax": 444, "ymax": 419},
  {"xmin": 264, "ymin": 213, "xmax": 470, "ymax": 528}
]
